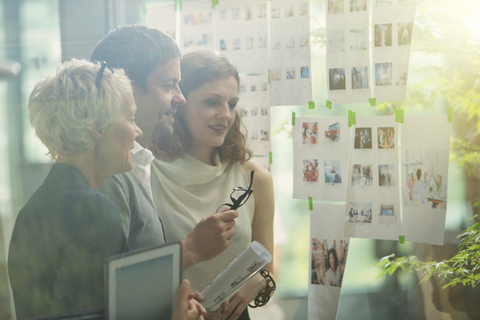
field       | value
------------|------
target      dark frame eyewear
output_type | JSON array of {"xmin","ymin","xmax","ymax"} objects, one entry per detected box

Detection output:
[
  {"xmin": 95, "ymin": 60, "xmax": 114, "ymax": 88},
  {"xmin": 216, "ymin": 170, "xmax": 255, "ymax": 212}
]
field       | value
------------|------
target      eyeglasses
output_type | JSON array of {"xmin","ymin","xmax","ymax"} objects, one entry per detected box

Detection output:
[
  {"xmin": 95, "ymin": 61, "xmax": 114, "ymax": 88},
  {"xmin": 216, "ymin": 170, "xmax": 254, "ymax": 212}
]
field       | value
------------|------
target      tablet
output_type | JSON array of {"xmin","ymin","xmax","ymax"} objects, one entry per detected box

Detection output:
[{"xmin": 105, "ymin": 242, "xmax": 182, "ymax": 320}]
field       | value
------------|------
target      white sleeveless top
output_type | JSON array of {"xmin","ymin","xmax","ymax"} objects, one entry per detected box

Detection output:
[{"xmin": 150, "ymin": 153, "xmax": 255, "ymax": 292}]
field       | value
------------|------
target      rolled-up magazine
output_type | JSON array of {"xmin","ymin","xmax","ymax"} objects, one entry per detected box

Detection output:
[{"xmin": 200, "ymin": 241, "xmax": 272, "ymax": 311}]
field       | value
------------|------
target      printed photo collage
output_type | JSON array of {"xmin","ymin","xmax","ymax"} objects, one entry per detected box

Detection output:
[
  {"xmin": 372, "ymin": 0, "xmax": 417, "ymax": 102},
  {"xmin": 238, "ymin": 74, "xmax": 271, "ymax": 156},
  {"xmin": 325, "ymin": 0, "xmax": 418, "ymax": 104},
  {"xmin": 180, "ymin": 0, "xmax": 215, "ymax": 54},
  {"xmin": 308, "ymin": 203, "xmax": 348, "ymax": 319},
  {"xmin": 293, "ymin": 117, "xmax": 351, "ymax": 202},
  {"xmin": 216, "ymin": 0, "xmax": 269, "ymax": 75},
  {"xmin": 401, "ymin": 115, "xmax": 450, "ymax": 246},
  {"xmin": 326, "ymin": 0, "xmax": 371, "ymax": 104},
  {"xmin": 269, "ymin": 0, "xmax": 313, "ymax": 106},
  {"xmin": 344, "ymin": 116, "xmax": 401, "ymax": 240},
  {"xmin": 146, "ymin": 0, "xmax": 313, "ymax": 107}
]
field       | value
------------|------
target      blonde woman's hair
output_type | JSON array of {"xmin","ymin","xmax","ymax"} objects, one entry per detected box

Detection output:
[{"xmin": 28, "ymin": 59, "xmax": 132, "ymax": 160}]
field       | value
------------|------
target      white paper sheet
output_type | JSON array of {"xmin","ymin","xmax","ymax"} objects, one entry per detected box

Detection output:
[
  {"xmin": 309, "ymin": 203, "xmax": 349, "ymax": 320},
  {"xmin": 144, "ymin": 5, "xmax": 177, "ymax": 40},
  {"xmin": 238, "ymin": 74, "xmax": 271, "ymax": 156},
  {"xmin": 326, "ymin": 0, "xmax": 371, "ymax": 104},
  {"xmin": 372, "ymin": 0, "xmax": 417, "ymax": 102},
  {"xmin": 215, "ymin": 0, "xmax": 269, "ymax": 74},
  {"xmin": 179, "ymin": 0, "xmax": 214, "ymax": 54},
  {"xmin": 401, "ymin": 115, "xmax": 450, "ymax": 245},
  {"xmin": 269, "ymin": 0, "xmax": 313, "ymax": 106},
  {"xmin": 200, "ymin": 241, "xmax": 272, "ymax": 311},
  {"xmin": 344, "ymin": 116, "xmax": 401, "ymax": 240},
  {"xmin": 293, "ymin": 117, "xmax": 351, "ymax": 201}
]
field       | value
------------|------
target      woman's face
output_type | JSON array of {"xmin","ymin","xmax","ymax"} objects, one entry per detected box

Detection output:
[
  {"xmin": 329, "ymin": 252, "xmax": 335, "ymax": 269},
  {"xmin": 182, "ymin": 76, "xmax": 239, "ymax": 152},
  {"xmin": 100, "ymin": 92, "xmax": 142, "ymax": 174}
]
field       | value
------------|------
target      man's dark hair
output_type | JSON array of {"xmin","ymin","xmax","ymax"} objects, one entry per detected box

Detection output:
[{"xmin": 90, "ymin": 24, "xmax": 181, "ymax": 91}]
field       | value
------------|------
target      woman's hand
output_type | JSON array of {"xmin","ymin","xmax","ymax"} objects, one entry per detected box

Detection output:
[
  {"xmin": 220, "ymin": 273, "xmax": 265, "ymax": 320},
  {"xmin": 171, "ymin": 279, "xmax": 206, "ymax": 320}
]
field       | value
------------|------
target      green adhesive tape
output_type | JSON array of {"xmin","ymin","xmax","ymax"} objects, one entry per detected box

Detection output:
[
  {"xmin": 326, "ymin": 100, "xmax": 332, "ymax": 110},
  {"xmin": 395, "ymin": 109, "xmax": 404, "ymax": 123}
]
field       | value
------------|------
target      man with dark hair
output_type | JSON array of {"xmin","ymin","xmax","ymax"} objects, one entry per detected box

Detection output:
[{"xmin": 92, "ymin": 25, "xmax": 238, "ymax": 272}]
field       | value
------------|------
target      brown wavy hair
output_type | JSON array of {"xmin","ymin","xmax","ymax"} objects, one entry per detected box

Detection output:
[{"xmin": 151, "ymin": 51, "xmax": 252, "ymax": 163}]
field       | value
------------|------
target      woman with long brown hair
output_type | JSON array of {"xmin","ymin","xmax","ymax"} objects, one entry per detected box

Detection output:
[{"xmin": 150, "ymin": 51, "xmax": 275, "ymax": 320}]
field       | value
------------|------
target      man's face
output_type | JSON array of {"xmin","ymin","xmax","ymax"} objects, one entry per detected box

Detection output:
[{"xmin": 133, "ymin": 58, "xmax": 186, "ymax": 147}]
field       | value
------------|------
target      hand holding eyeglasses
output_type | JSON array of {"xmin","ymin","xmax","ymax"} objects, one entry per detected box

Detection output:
[{"xmin": 216, "ymin": 170, "xmax": 255, "ymax": 212}]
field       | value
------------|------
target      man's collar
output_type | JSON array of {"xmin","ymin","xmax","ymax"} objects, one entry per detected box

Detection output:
[{"xmin": 132, "ymin": 141, "xmax": 146, "ymax": 155}]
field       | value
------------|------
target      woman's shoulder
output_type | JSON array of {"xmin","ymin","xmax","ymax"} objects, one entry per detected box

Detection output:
[{"xmin": 241, "ymin": 160, "xmax": 272, "ymax": 187}]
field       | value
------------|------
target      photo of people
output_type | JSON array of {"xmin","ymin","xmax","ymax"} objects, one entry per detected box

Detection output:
[
  {"xmin": 245, "ymin": 37, "xmax": 253, "ymax": 49},
  {"xmin": 251, "ymin": 130, "xmax": 258, "ymax": 140},
  {"xmin": 396, "ymin": 64, "xmax": 408, "ymax": 85},
  {"xmin": 230, "ymin": 275, "xmax": 247, "ymax": 287},
  {"xmin": 285, "ymin": 5, "xmax": 294, "ymax": 17},
  {"xmin": 272, "ymin": 38, "xmax": 281, "ymax": 50},
  {"xmin": 354, "ymin": 127, "xmax": 372, "ymax": 149},
  {"xmin": 285, "ymin": 36, "xmax": 295, "ymax": 48},
  {"xmin": 378, "ymin": 204, "xmax": 397, "ymax": 224},
  {"xmin": 246, "ymin": 260, "xmax": 263, "ymax": 272},
  {"xmin": 328, "ymin": 0, "xmax": 344, "ymax": 14},
  {"xmin": 351, "ymin": 164, "xmax": 373, "ymax": 186},
  {"xmin": 351, "ymin": 66, "xmax": 369, "ymax": 89},
  {"xmin": 374, "ymin": 24, "xmax": 392, "ymax": 47},
  {"xmin": 375, "ymin": 63, "xmax": 392, "ymax": 86},
  {"xmin": 325, "ymin": 122, "xmax": 341, "ymax": 142},
  {"xmin": 303, "ymin": 159, "xmax": 320, "ymax": 182},
  {"xmin": 311, "ymin": 238, "xmax": 348, "ymax": 287},
  {"xmin": 271, "ymin": 6, "xmax": 280, "ymax": 19},
  {"xmin": 302, "ymin": 122, "xmax": 318, "ymax": 145},
  {"xmin": 219, "ymin": 10, "xmax": 227, "ymax": 20},
  {"xmin": 299, "ymin": 35, "xmax": 309, "ymax": 47},
  {"xmin": 324, "ymin": 160, "xmax": 342, "ymax": 185},
  {"xmin": 250, "ymin": 83, "xmax": 256, "ymax": 92},
  {"xmin": 260, "ymin": 130, "xmax": 269, "ymax": 141},
  {"xmin": 286, "ymin": 68, "xmax": 295, "ymax": 79},
  {"xmin": 377, "ymin": 127, "xmax": 395, "ymax": 149},
  {"xmin": 374, "ymin": 0, "xmax": 392, "ymax": 9},
  {"xmin": 398, "ymin": 22, "xmax": 413, "ymax": 46},
  {"xmin": 403, "ymin": 150, "xmax": 448, "ymax": 209},
  {"xmin": 250, "ymin": 106, "xmax": 257, "ymax": 116},
  {"xmin": 257, "ymin": 3, "xmax": 266, "ymax": 18},
  {"xmin": 244, "ymin": 5, "xmax": 252, "ymax": 20},
  {"xmin": 299, "ymin": 3, "xmax": 308, "ymax": 15},
  {"xmin": 329, "ymin": 68, "xmax": 346, "ymax": 90},
  {"xmin": 233, "ymin": 38, "xmax": 240, "ymax": 50},
  {"xmin": 220, "ymin": 39, "xmax": 227, "ymax": 51},
  {"xmin": 328, "ymin": 29, "xmax": 345, "ymax": 52},
  {"xmin": 350, "ymin": 0, "xmax": 367, "ymax": 12},
  {"xmin": 231, "ymin": 7, "xmax": 240, "ymax": 19},
  {"xmin": 378, "ymin": 164, "xmax": 395, "ymax": 187},
  {"xmin": 301, "ymin": 66, "xmax": 309, "ymax": 78},
  {"xmin": 258, "ymin": 36, "xmax": 267, "ymax": 48},
  {"xmin": 261, "ymin": 107, "xmax": 268, "ymax": 116},
  {"xmin": 271, "ymin": 68, "xmax": 281, "ymax": 81},
  {"xmin": 347, "ymin": 202, "xmax": 372, "ymax": 223},
  {"xmin": 350, "ymin": 28, "xmax": 368, "ymax": 51}
]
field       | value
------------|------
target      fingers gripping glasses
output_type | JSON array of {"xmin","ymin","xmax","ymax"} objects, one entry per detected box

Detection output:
[{"xmin": 216, "ymin": 170, "xmax": 255, "ymax": 212}]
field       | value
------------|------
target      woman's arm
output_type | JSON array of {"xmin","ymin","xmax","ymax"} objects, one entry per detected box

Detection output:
[{"xmin": 218, "ymin": 161, "xmax": 275, "ymax": 320}]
